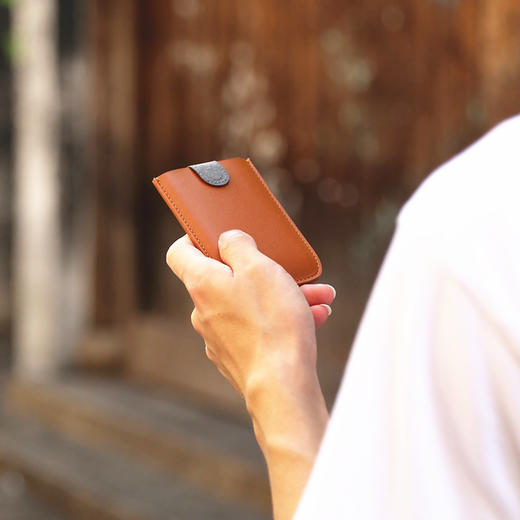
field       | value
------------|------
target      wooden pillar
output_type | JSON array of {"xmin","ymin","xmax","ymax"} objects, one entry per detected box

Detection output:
[
  {"xmin": 75, "ymin": 0, "xmax": 139, "ymax": 368},
  {"xmin": 12, "ymin": 0, "xmax": 61, "ymax": 377},
  {"xmin": 90, "ymin": 0, "xmax": 138, "ymax": 326}
]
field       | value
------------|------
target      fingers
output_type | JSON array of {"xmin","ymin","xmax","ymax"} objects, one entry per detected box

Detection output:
[
  {"xmin": 300, "ymin": 283, "xmax": 336, "ymax": 306},
  {"xmin": 218, "ymin": 229, "xmax": 266, "ymax": 273},
  {"xmin": 303, "ymin": 283, "xmax": 336, "ymax": 328},
  {"xmin": 311, "ymin": 304, "xmax": 332, "ymax": 329},
  {"xmin": 166, "ymin": 234, "xmax": 231, "ymax": 287}
]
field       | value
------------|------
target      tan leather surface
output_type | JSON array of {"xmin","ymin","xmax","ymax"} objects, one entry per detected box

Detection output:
[{"xmin": 152, "ymin": 157, "xmax": 322, "ymax": 285}]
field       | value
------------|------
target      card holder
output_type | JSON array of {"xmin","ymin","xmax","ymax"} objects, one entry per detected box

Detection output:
[{"xmin": 152, "ymin": 157, "xmax": 322, "ymax": 285}]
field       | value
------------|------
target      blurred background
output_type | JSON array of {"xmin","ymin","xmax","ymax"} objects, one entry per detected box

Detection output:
[{"xmin": 0, "ymin": 0, "xmax": 519, "ymax": 518}]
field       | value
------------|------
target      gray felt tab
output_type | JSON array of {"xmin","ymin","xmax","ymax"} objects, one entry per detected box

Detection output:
[{"xmin": 189, "ymin": 161, "xmax": 230, "ymax": 187}]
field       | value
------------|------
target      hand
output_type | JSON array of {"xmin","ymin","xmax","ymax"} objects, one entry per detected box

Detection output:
[
  {"xmin": 167, "ymin": 230, "xmax": 332, "ymax": 519},
  {"xmin": 166, "ymin": 230, "xmax": 336, "ymax": 401}
]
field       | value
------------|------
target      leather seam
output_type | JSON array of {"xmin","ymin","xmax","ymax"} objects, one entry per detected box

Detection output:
[
  {"xmin": 154, "ymin": 177, "xmax": 210, "ymax": 256},
  {"xmin": 243, "ymin": 158, "xmax": 321, "ymax": 284}
]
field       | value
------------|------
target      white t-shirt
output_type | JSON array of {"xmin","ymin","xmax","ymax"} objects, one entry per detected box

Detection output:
[{"xmin": 294, "ymin": 116, "xmax": 520, "ymax": 519}]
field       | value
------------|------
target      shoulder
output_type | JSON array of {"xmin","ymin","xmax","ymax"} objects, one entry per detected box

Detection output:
[
  {"xmin": 392, "ymin": 115, "xmax": 520, "ymax": 340},
  {"xmin": 398, "ymin": 115, "xmax": 520, "ymax": 239}
]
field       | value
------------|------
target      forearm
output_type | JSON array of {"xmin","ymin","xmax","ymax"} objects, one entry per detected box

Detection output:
[{"xmin": 246, "ymin": 365, "xmax": 329, "ymax": 520}]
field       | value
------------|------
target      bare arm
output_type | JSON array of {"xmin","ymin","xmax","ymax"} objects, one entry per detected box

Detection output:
[
  {"xmin": 166, "ymin": 230, "xmax": 335, "ymax": 519},
  {"xmin": 247, "ymin": 366, "xmax": 329, "ymax": 518}
]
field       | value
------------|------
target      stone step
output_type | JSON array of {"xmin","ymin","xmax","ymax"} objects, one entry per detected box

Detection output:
[
  {"xmin": 5, "ymin": 375, "xmax": 271, "ymax": 514},
  {"xmin": 0, "ymin": 468, "xmax": 69, "ymax": 520},
  {"xmin": 0, "ymin": 408, "xmax": 270, "ymax": 520}
]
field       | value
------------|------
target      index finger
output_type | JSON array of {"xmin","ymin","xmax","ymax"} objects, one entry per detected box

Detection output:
[{"xmin": 166, "ymin": 234, "xmax": 231, "ymax": 286}]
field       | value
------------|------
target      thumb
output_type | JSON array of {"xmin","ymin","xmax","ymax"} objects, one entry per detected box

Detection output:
[{"xmin": 218, "ymin": 229, "xmax": 259, "ymax": 271}]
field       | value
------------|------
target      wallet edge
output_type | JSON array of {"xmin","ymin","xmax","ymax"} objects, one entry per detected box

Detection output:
[
  {"xmin": 243, "ymin": 158, "xmax": 322, "ymax": 284},
  {"xmin": 152, "ymin": 175, "xmax": 211, "ymax": 257},
  {"xmin": 152, "ymin": 160, "xmax": 323, "ymax": 285}
]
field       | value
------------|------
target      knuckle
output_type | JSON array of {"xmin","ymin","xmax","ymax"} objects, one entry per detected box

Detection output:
[
  {"xmin": 186, "ymin": 278, "xmax": 201, "ymax": 297},
  {"xmin": 270, "ymin": 261, "xmax": 290, "ymax": 281},
  {"xmin": 187, "ymin": 270, "xmax": 220, "ymax": 298},
  {"xmin": 165, "ymin": 243, "xmax": 177, "ymax": 268},
  {"xmin": 244, "ymin": 257, "xmax": 278, "ymax": 279},
  {"xmin": 243, "ymin": 258, "xmax": 266, "ymax": 276},
  {"xmin": 190, "ymin": 308, "xmax": 200, "ymax": 331},
  {"xmin": 205, "ymin": 345, "xmax": 216, "ymax": 362},
  {"xmin": 186, "ymin": 274, "xmax": 206, "ymax": 297}
]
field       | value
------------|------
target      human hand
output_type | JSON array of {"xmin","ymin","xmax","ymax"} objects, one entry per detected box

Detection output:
[
  {"xmin": 166, "ymin": 230, "xmax": 335, "ymax": 401},
  {"xmin": 167, "ymin": 230, "xmax": 332, "ymax": 519}
]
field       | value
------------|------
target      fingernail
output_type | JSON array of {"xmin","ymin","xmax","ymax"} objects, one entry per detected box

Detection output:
[
  {"xmin": 326, "ymin": 284, "xmax": 336, "ymax": 299},
  {"xmin": 321, "ymin": 304, "xmax": 332, "ymax": 316}
]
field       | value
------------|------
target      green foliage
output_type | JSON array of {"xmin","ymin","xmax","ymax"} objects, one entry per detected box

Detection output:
[
  {"xmin": 2, "ymin": 31, "xmax": 15, "ymax": 61},
  {"xmin": 0, "ymin": 0, "xmax": 15, "ymax": 63}
]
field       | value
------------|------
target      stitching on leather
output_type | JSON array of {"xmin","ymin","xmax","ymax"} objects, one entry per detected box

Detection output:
[
  {"xmin": 155, "ymin": 177, "xmax": 210, "ymax": 256},
  {"xmin": 244, "ymin": 159, "xmax": 321, "ymax": 284}
]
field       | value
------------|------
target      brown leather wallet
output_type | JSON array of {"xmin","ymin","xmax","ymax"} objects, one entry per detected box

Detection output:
[{"xmin": 152, "ymin": 157, "xmax": 322, "ymax": 285}]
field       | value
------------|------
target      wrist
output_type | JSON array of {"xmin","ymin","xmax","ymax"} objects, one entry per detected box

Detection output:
[{"xmin": 245, "ymin": 360, "xmax": 329, "ymax": 455}]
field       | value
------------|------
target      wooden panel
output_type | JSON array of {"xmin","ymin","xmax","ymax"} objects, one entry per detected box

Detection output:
[
  {"xmin": 90, "ymin": 0, "xmax": 138, "ymax": 326},
  {"xmin": 89, "ymin": 0, "xmax": 520, "ymax": 407},
  {"xmin": 481, "ymin": 0, "xmax": 520, "ymax": 123}
]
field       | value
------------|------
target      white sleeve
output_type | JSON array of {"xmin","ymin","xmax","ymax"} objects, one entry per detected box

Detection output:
[{"xmin": 293, "ymin": 223, "xmax": 520, "ymax": 520}]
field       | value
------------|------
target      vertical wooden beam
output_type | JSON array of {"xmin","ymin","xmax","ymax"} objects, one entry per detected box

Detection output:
[
  {"xmin": 58, "ymin": 0, "xmax": 93, "ymax": 370},
  {"xmin": 12, "ymin": 0, "xmax": 61, "ymax": 377},
  {"xmin": 90, "ymin": 0, "xmax": 138, "ymax": 326}
]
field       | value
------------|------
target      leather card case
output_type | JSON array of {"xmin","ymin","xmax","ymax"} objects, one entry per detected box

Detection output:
[{"xmin": 152, "ymin": 157, "xmax": 322, "ymax": 285}]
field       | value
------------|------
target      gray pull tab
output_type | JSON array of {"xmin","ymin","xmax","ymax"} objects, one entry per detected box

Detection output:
[{"xmin": 189, "ymin": 161, "xmax": 230, "ymax": 187}]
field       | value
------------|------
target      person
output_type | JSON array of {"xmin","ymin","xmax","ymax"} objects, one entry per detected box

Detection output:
[{"xmin": 165, "ymin": 115, "xmax": 520, "ymax": 519}]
